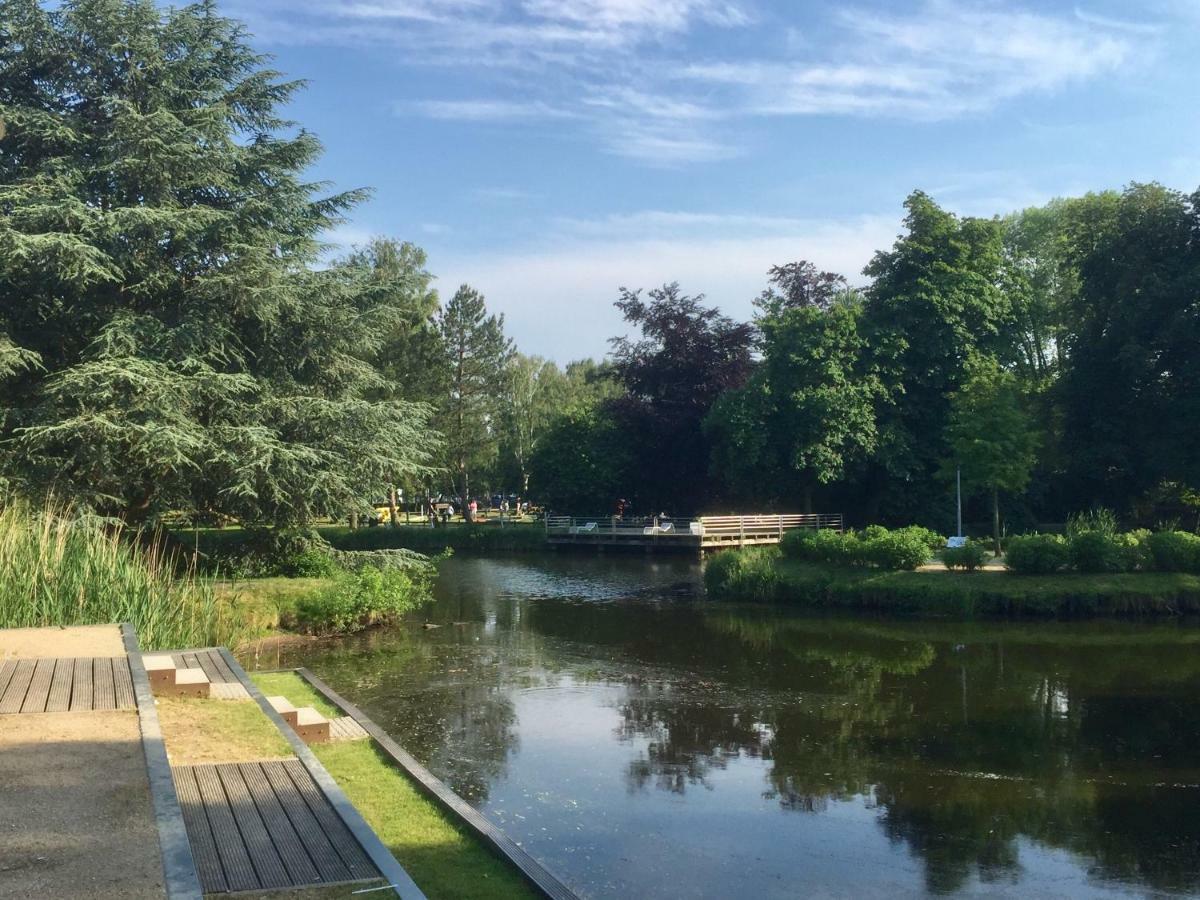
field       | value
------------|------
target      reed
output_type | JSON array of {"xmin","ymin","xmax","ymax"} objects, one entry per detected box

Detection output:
[{"xmin": 0, "ymin": 501, "xmax": 238, "ymax": 649}]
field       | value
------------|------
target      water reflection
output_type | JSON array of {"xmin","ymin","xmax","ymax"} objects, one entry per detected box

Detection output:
[{"xmin": 254, "ymin": 555, "xmax": 1200, "ymax": 898}]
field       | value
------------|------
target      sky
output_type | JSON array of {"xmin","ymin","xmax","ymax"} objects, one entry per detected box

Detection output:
[{"xmin": 218, "ymin": 0, "xmax": 1200, "ymax": 362}]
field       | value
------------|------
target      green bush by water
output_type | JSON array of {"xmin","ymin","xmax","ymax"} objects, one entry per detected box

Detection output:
[
  {"xmin": 1145, "ymin": 531, "xmax": 1200, "ymax": 573},
  {"xmin": 0, "ymin": 503, "xmax": 235, "ymax": 650},
  {"xmin": 283, "ymin": 555, "xmax": 437, "ymax": 635},
  {"xmin": 781, "ymin": 525, "xmax": 937, "ymax": 571},
  {"xmin": 1005, "ymin": 534, "xmax": 1069, "ymax": 574},
  {"xmin": 703, "ymin": 547, "xmax": 783, "ymax": 602},
  {"xmin": 941, "ymin": 541, "xmax": 989, "ymax": 571}
]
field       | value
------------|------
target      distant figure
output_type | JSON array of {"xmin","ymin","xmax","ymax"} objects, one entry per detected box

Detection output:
[
  {"xmin": 468, "ymin": 498, "xmax": 478, "ymax": 522},
  {"xmin": 615, "ymin": 498, "xmax": 627, "ymax": 519},
  {"xmin": 444, "ymin": 503, "xmax": 454, "ymax": 524}
]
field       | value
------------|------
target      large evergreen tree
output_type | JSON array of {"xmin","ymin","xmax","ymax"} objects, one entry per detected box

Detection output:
[
  {"xmin": 0, "ymin": 0, "xmax": 436, "ymax": 524},
  {"xmin": 436, "ymin": 285, "xmax": 513, "ymax": 503}
]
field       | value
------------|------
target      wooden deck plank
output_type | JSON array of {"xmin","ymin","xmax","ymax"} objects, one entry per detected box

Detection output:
[
  {"xmin": 194, "ymin": 651, "xmax": 225, "ymax": 685},
  {"xmin": 215, "ymin": 763, "xmax": 292, "ymax": 890},
  {"xmin": 279, "ymin": 758, "xmax": 376, "ymax": 880},
  {"xmin": 92, "ymin": 656, "xmax": 116, "ymax": 711},
  {"xmin": 193, "ymin": 764, "xmax": 260, "ymax": 892},
  {"xmin": 173, "ymin": 765, "xmax": 228, "ymax": 894},
  {"xmin": 259, "ymin": 760, "xmax": 353, "ymax": 884},
  {"xmin": 19, "ymin": 657, "xmax": 56, "ymax": 713},
  {"xmin": 0, "ymin": 659, "xmax": 37, "ymax": 714},
  {"xmin": 112, "ymin": 656, "xmax": 136, "ymax": 709},
  {"xmin": 239, "ymin": 762, "xmax": 322, "ymax": 886},
  {"xmin": 70, "ymin": 655, "xmax": 94, "ymax": 711},
  {"xmin": 208, "ymin": 649, "xmax": 239, "ymax": 685},
  {"xmin": 0, "ymin": 660, "xmax": 17, "ymax": 703},
  {"xmin": 171, "ymin": 653, "xmax": 187, "ymax": 669},
  {"xmin": 44, "ymin": 658, "xmax": 75, "ymax": 712}
]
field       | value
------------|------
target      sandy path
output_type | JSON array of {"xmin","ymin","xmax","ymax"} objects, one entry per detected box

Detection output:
[
  {"xmin": 0, "ymin": 624, "xmax": 125, "ymax": 658},
  {"xmin": 0, "ymin": 710, "xmax": 166, "ymax": 899}
]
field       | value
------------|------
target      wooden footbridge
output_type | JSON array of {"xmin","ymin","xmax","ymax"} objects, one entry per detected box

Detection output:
[{"xmin": 545, "ymin": 513, "xmax": 843, "ymax": 554}]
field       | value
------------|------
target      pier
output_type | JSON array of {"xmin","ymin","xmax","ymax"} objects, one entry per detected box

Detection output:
[{"xmin": 545, "ymin": 513, "xmax": 843, "ymax": 553}]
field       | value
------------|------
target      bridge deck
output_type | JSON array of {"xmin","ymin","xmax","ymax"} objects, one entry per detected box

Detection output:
[{"xmin": 546, "ymin": 513, "xmax": 842, "ymax": 553}]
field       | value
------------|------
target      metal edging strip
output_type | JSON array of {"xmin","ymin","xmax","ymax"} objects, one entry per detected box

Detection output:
[
  {"xmin": 121, "ymin": 623, "xmax": 204, "ymax": 900},
  {"xmin": 216, "ymin": 648, "xmax": 426, "ymax": 900}
]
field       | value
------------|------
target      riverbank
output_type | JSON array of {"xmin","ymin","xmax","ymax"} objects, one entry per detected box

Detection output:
[
  {"xmin": 320, "ymin": 523, "xmax": 546, "ymax": 554},
  {"xmin": 705, "ymin": 552, "xmax": 1200, "ymax": 616}
]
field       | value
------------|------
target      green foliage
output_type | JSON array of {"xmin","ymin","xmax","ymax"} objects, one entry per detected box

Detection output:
[
  {"xmin": 285, "ymin": 556, "xmax": 435, "ymax": 635},
  {"xmin": 1145, "ymin": 531, "xmax": 1200, "ymax": 573},
  {"xmin": 861, "ymin": 528, "xmax": 933, "ymax": 570},
  {"xmin": 0, "ymin": 0, "xmax": 436, "ymax": 525},
  {"xmin": 1067, "ymin": 530, "xmax": 1133, "ymax": 573},
  {"xmin": 941, "ymin": 542, "xmax": 989, "ymax": 572},
  {"xmin": 1005, "ymin": 534, "xmax": 1069, "ymax": 575},
  {"xmin": 528, "ymin": 405, "xmax": 635, "ymax": 512},
  {"xmin": 1065, "ymin": 508, "xmax": 1120, "ymax": 538},
  {"xmin": 0, "ymin": 501, "xmax": 234, "ymax": 650},
  {"xmin": 703, "ymin": 548, "xmax": 782, "ymax": 602},
  {"xmin": 436, "ymin": 285, "xmax": 514, "ymax": 501},
  {"xmin": 782, "ymin": 526, "xmax": 932, "ymax": 570},
  {"xmin": 211, "ymin": 528, "xmax": 340, "ymax": 578}
]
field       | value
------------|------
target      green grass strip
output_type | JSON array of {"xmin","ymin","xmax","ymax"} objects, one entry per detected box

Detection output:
[{"xmin": 251, "ymin": 672, "xmax": 535, "ymax": 900}]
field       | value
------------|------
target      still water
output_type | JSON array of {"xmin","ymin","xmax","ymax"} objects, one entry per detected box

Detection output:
[{"xmin": 257, "ymin": 554, "xmax": 1200, "ymax": 898}]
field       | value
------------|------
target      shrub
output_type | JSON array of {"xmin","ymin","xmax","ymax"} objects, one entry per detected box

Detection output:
[
  {"xmin": 780, "ymin": 527, "xmax": 818, "ymax": 559},
  {"xmin": 1068, "ymin": 530, "xmax": 1131, "ymax": 573},
  {"xmin": 1145, "ymin": 531, "xmax": 1200, "ymax": 573},
  {"xmin": 1005, "ymin": 534, "xmax": 1068, "ymax": 574},
  {"xmin": 861, "ymin": 529, "xmax": 931, "ymax": 570},
  {"xmin": 703, "ymin": 547, "xmax": 782, "ymax": 602},
  {"xmin": 897, "ymin": 525, "xmax": 947, "ymax": 554},
  {"xmin": 284, "ymin": 554, "xmax": 436, "ymax": 635},
  {"xmin": 942, "ymin": 541, "xmax": 989, "ymax": 572},
  {"xmin": 1066, "ymin": 508, "xmax": 1119, "ymax": 538}
]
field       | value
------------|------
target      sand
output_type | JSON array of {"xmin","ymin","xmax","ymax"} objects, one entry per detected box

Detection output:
[
  {"xmin": 0, "ymin": 624, "xmax": 126, "ymax": 658},
  {"xmin": 0, "ymin": 710, "xmax": 166, "ymax": 899}
]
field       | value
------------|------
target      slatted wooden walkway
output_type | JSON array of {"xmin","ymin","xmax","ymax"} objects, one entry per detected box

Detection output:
[
  {"xmin": 173, "ymin": 759, "xmax": 380, "ymax": 894},
  {"xmin": 170, "ymin": 648, "xmax": 239, "ymax": 684},
  {"xmin": 0, "ymin": 656, "xmax": 136, "ymax": 714}
]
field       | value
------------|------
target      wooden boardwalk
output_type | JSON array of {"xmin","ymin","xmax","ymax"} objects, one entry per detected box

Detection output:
[
  {"xmin": 0, "ymin": 656, "xmax": 136, "ymax": 714},
  {"xmin": 546, "ymin": 512, "xmax": 843, "ymax": 553},
  {"xmin": 173, "ymin": 759, "xmax": 380, "ymax": 894}
]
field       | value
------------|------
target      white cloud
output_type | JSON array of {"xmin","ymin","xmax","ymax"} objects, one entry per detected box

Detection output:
[
  {"xmin": 684, "ymin": 1, "xmax": 1138, "ymax": 120},
  {"xmin": 437, "ymin": 212, "xmax": 899, "ymax": 360},
  {"xmin": 411, "ymin": 99, "xmax": 577, "ymax": 121}
]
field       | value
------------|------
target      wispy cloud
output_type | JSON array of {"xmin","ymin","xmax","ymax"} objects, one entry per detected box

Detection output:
[{"xmin": 236, "ymin": 0, "xmax": 1161, "ymax": 166}]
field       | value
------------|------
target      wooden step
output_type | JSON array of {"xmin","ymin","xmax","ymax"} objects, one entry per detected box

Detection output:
[
  {"xmin": 267, "ymin": 695, "xmax": 298, "ymax": 725},
  {"xmin": 293, "ymin": 706, "xmax": 330, "ymax": 744},
  {"xmin": 142, "ymin": 654, "xmax": 178, "ymax": 692},
  {"xmin": 163, "ymin": 667, "xmax": 211, "ymax": 699}
]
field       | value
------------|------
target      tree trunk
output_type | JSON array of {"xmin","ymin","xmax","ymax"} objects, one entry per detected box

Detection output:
[
  {"xmin": 349, "ymin": 511, "xmax": 358, "ymax": 530},
  {"xmin": 387, "ymin": 487, "xmax": 399, "ymax": 528},
  {"xmin": 992, "ymin": 487, "xmax": 1001, "ymax": 556},
  {"xmin": 802, "ymin": 485, "xmax": 814, "ymax": 515}
]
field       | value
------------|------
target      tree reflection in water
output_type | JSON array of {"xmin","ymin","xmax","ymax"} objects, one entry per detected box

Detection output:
[{"xmin": 263, "ymin": 555, "xmax": 1200, "ymax": 897}]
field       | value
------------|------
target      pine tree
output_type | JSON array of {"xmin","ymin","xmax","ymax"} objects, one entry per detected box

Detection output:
[
  {"xmin": 436, "ymin": 285, "xmax": 513, "ymax": 504},
  {"xmin": 0, "ymin": 0, "xmax": 436, "ymax": 524}
]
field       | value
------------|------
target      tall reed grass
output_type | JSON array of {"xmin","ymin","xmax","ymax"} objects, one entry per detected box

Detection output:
[{"xmin": 0, "ymin": 502, "xmax": 239, "ymax": 650}]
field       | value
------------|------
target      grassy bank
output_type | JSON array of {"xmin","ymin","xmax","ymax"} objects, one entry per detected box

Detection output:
[
  {"xmin": 319, "ymin": 523, "xmax": 546, "ymax": 554},
  {"xmin": 705, "ymin": 549, "xmax": 1200, "ymax": 616},
  {"xmin": 0, "ymin": 503, "xmax": 238, "ymax": 649},
  {"xmin": 252, "ymin": 672, "xmax": 535, "ymax": 900}
]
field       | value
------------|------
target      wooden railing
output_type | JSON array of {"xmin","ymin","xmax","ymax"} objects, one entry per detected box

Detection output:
[{"xmin": 545, "ymin": 513, "xmax": 843, "ymax": 542}]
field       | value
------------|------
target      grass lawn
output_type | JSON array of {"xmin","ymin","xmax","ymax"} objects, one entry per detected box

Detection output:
[
  {"xmin": 251, "ymin": 672, "xmax": 536, "ymax": 900},
  {"xmin": 157, "ymin": 696, "xmax": 291, "ymax": 765}
]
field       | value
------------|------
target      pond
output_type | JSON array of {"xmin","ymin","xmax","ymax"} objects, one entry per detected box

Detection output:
[{"xmin": 251, "ymin": 554, "xmax": 1200, "ymax": 898}]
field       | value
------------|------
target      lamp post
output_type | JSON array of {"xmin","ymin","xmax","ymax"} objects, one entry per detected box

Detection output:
[{"xmin": 956, "ymin": 465, "xmax": 963, "ymax": 540}]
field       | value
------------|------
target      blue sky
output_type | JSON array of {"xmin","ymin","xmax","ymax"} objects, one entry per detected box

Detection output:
[{"xmin": 219, "ymin": 0, "xmax": 1200, "ymax": 362}]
